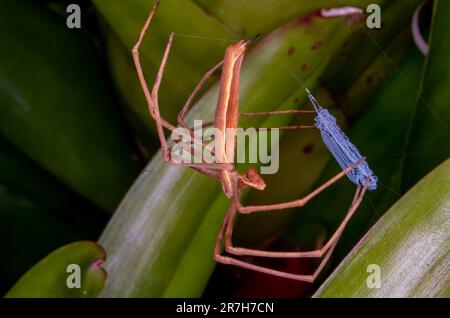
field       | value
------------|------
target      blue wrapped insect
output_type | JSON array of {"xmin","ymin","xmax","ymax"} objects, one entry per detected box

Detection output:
[{"xmin": 306, "ymin": 89, "xmax": 378, "ymax": 190}]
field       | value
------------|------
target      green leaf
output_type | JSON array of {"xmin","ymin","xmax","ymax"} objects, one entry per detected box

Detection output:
[
  {"xmin": 0, "ymin": 187, "xmax": 96, "ymax": 291},
  {"xmin": 321, "ymin": 0, "xmax": 422, "ymax": 116},
  {"xmin": 98, "ymin": 12, "xmax": 361, "ymax": 297},
  {"xmin": 194, "ymin": 0, "xmax": 388, "ymax": 37},
  {"xmin": 101, "ymin": 24, "xmax": 158, "ymax": 144},
  {"xmin": 0, "ymin": 0, "xmax": 139, "ymax": 212},
  {"xmin": 0, "ymin": 138, "xmax": 104, "ymax": 218},
  {"xmin": 314, "ymin": 159, "xmax": 450, "ymax": 298},
  {"xmin": 402, "ymin": 0, "xmax": 450, "ymax": 190},
  {"xmin": 5, "ymin": 241, "xmax": 107, "ymax": 298}
]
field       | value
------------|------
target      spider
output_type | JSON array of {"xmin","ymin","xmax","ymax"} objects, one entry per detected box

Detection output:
[{"xmin": 133, "ymin": 1, "xmax": 375, "ymax": 282}]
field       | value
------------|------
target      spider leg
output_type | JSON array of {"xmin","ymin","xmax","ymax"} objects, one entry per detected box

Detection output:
[
  {"xmin": 236, "ymin": 157, "xmax": 366, "ymax": 213},
  {"xmin": 132, "ymin": 3, "xmax": 227, "ymax": 178},
  {"xmin": 213, "ymin": 201, "xmax": 341, "ymax": 282},
  {"xmin": 177, "ymin": 61, "xmax": 224, "ymax": 129},
  {"xmin": 225, "ymin": 182, "xmax": 368, "ymax": 258}
]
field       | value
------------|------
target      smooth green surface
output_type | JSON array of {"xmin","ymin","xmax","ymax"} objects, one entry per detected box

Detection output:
[
  {"xmin": 102, "ymin": 23, "xmax": 157, "ymax": 144},
  {"xmin": 0, "ymin": 0, "xmax": 139, "ymax": 212},
  {"xmin": 0, "ymin": 187, "xmax": 94, "ymax": 290},
  {"xmin": 194, "ymin": 0, "xmax": 387, "ymax": 36},
  {"xmin": 321, "ymin": 0, "xmax": 421, "ymax": 117},
  {"xmin": 402, "ymin": 0, "xmax": 450, "ymax": 190},
  {"xmin": 99, "ymin": 12, "xmax": 361, "ymax": 297},
  {"xmin": 0, "ymin": 138, "xmax": 102, "ymax": 218},
  {"xmin": 6, "ymin": 241, "xmax": 107, "ymax": 298},
  {"xmin": 314, "ymin": 160, "xmax": 450, "ymax": 298}
]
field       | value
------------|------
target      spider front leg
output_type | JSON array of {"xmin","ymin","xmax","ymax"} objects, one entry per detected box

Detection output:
[
  {"xmin": 132, "ymin": 1, "xmax": 175, "ymax": 162},
  {"xmin": 177, "ymin": 60, "xmax": 224, "ymax": 129},
  {"xmin": 236, "ymin": 157, "xmax": 366, "ymax": 213},
  {"xmin": 175, "ymin": 61, "xmax": 224, "ymax": 159},
  {"xmin": 132, "ymin": 3, "xmax": 229, "ymax": 178}
]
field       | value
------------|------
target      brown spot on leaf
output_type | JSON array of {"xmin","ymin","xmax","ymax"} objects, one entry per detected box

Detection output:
[
  {"xmin": 300, "ymin": 63, "xmax": 307, "ymax": 71},
  {"xmin": 296, "ymin": 11, "xmax": 321, "ymax": 26},
  {"xmin": 303, "ymin": 143, "xmax": 314, "ymax": 154},
  {"xmin": 311, "ymin": 42, "xmax": 322, "ymax": 50},
  {"xmin": 294, "ymin": 97, "xmax": 299, "ymax": 104},
  {"xmin": 366, "ymin": 75, "xmax": 374, "ymax": 84},
  {"xmin": 288, "ymin": 46, "xmax": 295, "ymax": 55},
  {"xmin": 297, "ymin": 15, "xmax": 313, "ymax": 26}
]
